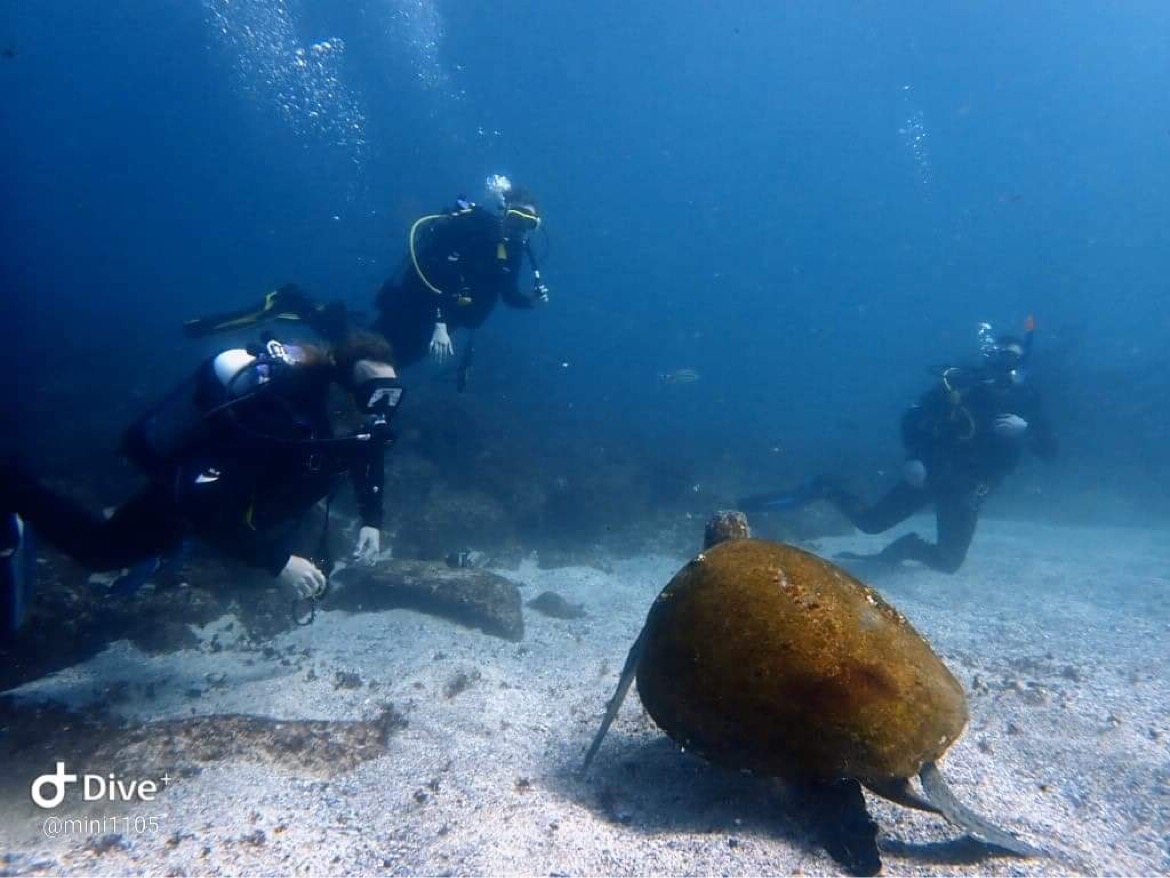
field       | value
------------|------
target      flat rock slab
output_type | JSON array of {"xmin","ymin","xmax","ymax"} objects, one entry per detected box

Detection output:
[
  {"xmin": 0, "ymin": 697, "xmax": 408, "ymax": 804},
  {"xmin": 328, "ymin": 561, "xmax": 524, "ymax": 642},
  {"xmin": 527, "ymin": 590, "xmax": 588, "ymax": 620}
]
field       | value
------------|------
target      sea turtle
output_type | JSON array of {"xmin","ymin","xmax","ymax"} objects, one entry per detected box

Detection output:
[{"xmin": 584, "ymin": 512, "xmax": 1042, "ymax": 874}]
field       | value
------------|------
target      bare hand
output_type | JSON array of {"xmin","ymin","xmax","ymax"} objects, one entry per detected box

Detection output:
[
  {"xmin": 429, "ymin": 322, "xmax": 454, "ymax": 362},
  {"xmin": 994, "ymin": 414, "xmax": 1028, "ymax": 438},
  {"xmin": 353, "ymin": 526, "xmax": 381, "ymax": 565},
  {"xmin": 278, "ymin": 555, "xmax": 327, "ymax": 599}
]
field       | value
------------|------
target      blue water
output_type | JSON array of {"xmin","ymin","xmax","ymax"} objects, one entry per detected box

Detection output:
[{"xmin": 3, "ymin": 1, "xmax": 1169, "ymax": 517}]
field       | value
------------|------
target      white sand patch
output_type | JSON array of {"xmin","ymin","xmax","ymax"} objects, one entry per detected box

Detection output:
[{"xmin": 1, "ymin": 520, "xmax": 1166, "ymax": 875}]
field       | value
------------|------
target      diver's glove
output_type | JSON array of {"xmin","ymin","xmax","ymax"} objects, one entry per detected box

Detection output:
[
  {"xmin": 430, "ymin": 321, "xmax": 454, "ymax": 362},
  {"xmin": 353, "ymin": 526, "xmax": 381, "ymax": 565},
  {"xmin": 993, "ymin": 414, "xmax": 1028, "ymax": 438},
  {"xmin": 902, "ymin": 459, "xmax": 928, "ymax": 488},
  {"xmin": 278, "ymin": 555, "xmax": 328, "ymax": 600}
]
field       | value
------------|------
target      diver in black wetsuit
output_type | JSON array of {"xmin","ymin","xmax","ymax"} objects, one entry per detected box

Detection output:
[
  {"xmin": 742, "ymin": 328, "xmax": 1058, "ymax": 573},
  {"xmin": 1, "ymin": 331, "xmax": 402, "ymax": 633},
  {"xmin": 374, "ymin": 175, "xmax": 550, "ymax": 370},
  {"xmin": 183, "ymin": 177, "xmax": 549, "ymax": 386}
]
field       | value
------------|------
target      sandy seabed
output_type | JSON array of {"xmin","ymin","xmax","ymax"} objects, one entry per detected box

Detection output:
[{"xmin": 1, "ymin": 515, "xmax": 1167, "ymax": 876}]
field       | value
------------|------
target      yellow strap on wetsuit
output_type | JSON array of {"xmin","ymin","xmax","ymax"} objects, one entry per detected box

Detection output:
[
  {"xmin": 408, "ymin": 206, "xmax": 476, "ymax": 296},
  {"xmin": 408, "ymin": 215, "xmax": 448, "ymax": 295},
  {"xmin": 504, "ymin": 206, "xmax": 541, "ymax": 231},
  {"xmin": 938, "ymin": 368, "xmax": 976, "ymax": 441},
  {"xmin": 941, "ymin": 367, "xmax": 962, "ymax": 404},
  {"xmin": 499, "ymin": 208, "xmax": 538, "ymax": 261}
]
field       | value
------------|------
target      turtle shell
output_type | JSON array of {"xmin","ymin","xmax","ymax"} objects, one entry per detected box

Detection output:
[{"xmin": 635, "ymin": 539, "xmax": 968, "ymax": 783}]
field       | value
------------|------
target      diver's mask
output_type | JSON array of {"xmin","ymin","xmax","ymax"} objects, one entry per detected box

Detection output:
[
  {"xmin": 484, "ymin": 173, "xmax": 541, "ymax": 236},
  {"xmin": 504, "ymin": 204, "xmax": 541, "ymax": 236},
  {"xmin": 353, "ymin": 377, "xmax": 405, "ymax": 443},
  {"xmin": 977, "ymin": 322, "xmax": 1031, "ymax": 386},
  {"xmin": 356, "ymin": 377, "xmax": 405, "ymax": 417},
  {"xmin": 985, "ymin": 342, "xmax": 1026, "ymax": 385}
]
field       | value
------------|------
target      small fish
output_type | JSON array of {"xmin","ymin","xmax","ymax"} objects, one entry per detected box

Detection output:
[{"xmin": 660, "ymin": 368, "xmax": 700, "ymax": 385}]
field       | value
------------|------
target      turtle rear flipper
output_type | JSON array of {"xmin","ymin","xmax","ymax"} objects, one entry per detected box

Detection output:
[
  {"xmin": 863, "ymin": 776, "xmax": 941, "ymax": 815},
  {"xmin": 582, "ymin": 629, "xmax": 645, "ymax": 774},
  {"xmin": 919, "ymin": 761, "xmax": 1045, "ymax": 858}
]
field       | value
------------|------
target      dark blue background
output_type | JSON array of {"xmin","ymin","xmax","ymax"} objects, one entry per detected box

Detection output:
[{"xmin": 4, "ymin": 1, "xmax": 1169, "ymax": 519}]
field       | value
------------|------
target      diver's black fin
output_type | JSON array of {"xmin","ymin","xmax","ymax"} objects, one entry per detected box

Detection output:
[
  {"xmin": 184, "ymin": 287, "xmax": 301, "ymax": 338},
  {"xmin": 183, "ymin": 285, "xmax": 349, "ymax": 342},
  {"xmin": 737, "ymin": 478, "xmax": 831, "ymax": 513},
  {"xmin": 455, "ymin": 334, "xmax": 476, "ymax": 394},
  {"xmin": 919, "ymin": 761, "xmax": 1045, "ymax": 858},
  {"xmin": 834, "ymin": 550, "xmax": 897, "ymax": 565},
  {"xmin": 1, "ymin": 513, "xmax": 36, "ymax": 638},
  {"xmin": 109, "ymin": 555, "xmax": 163, "ymax": 599},
  {"xmin": 582, "ymin": 628, "xmax": 646, "ymax": 774},
  {"xmin": 737, "ymin": 489, "xmax": 807, "ymax": 512}
]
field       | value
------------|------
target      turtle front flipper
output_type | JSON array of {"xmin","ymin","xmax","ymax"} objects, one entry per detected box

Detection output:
[
  {"xmin": 919, "ymin": 761, "xmax": 1045, "ymax": 857},
  {"xmin": 793, "ymin": 778, "xmax": 881, "ymax": 877},
  {"xmin": 582, "ymin": 629, "xmax": 646, "ymax": 774}
]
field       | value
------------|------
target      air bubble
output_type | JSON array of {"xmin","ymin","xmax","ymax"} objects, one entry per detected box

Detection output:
[{"xmin": 203, "ymin": 0, "xmax": 367, "ymax": 163}]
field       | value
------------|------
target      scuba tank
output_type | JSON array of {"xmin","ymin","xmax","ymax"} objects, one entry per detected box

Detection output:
[
  {"xmin": 120, "ymin": 341, "xmax": 295, "ymax": 484},
  {"xmin": 121, "ymin": 367, "xmax": 219, "ymax": 484}
]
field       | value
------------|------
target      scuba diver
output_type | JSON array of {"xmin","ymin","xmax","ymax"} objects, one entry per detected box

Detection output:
[
  {"xmin": 1, "ymin": 331, "xmax": 402, "ymax": 639},
  {"xmin": 182, "ymin": 176, "xmax": 549, "ymax": 390},
  {"xmin": 740, "ymin": 319, "xmax": 1058, "ymax": 573},
  {"xmin": 374, "ymin": 174, "xmax": 550, "ymax": 373}
]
